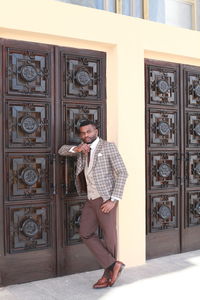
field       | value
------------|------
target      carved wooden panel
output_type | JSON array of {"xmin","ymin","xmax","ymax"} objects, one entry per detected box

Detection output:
[
  {"xmin": 185, "ymin": 70, "xmax": 200, "ymax": 107},
  {"xmin": 65, "ymin": 201, "xmax": 85, "ymax": 245},
  {"xmin": 149, "ymin": 110, "xmax": 177, "ymax": 147},
  {"xmin": 64, "ymin": 104, "xmax": 102, "ymax": 145},
  {"xmin": 7, "ymin": 204, "xmax": 50, "ymax": 253},
  {"xmin": 188, "ymin": 192, "xmax": 200, "ymax": 226},
  {"xmin": 147, "ymin": 65, "xmax": 178, "ymax": 105},
  {"xmin": 188, "ymin": 153, "xmax": 200, "ymax": 186},
  {"xmin": 6, "ymin": 102, "xmax": 50, "ymax": 148},
  {"xmin": 187, "ymin": 113, "xmax": 200, "ymax": 147},
  {"xmin": 63, "ymin": 52, "xmax": 104, "ymax": 100},
  {"xmin": 6, "ymin": 48, "xmax": 50, "ymax": 97},
  {"xmin": 65, "ymin": 200, "xmax": 101, "ymax": 245},
  {"xmin": 150, "ymin": 194, "xmax": 177, "ymax": 232},
  {"xmin": 7, "ymin": 154, "xmax": 50, "ymax": 200},
  {"xmin": 150, "ymin": 152, "xmax": 178, "ymax": 188}
]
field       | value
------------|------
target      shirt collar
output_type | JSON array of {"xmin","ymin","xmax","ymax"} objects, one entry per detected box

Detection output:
[{"xmin": 90, "ymin": 136, "xmax": 99, "ymax": 151}]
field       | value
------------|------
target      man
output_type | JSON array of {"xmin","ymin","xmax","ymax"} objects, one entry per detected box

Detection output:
[{"xmin": 58, "ymin": 120, "xmax": 128, "ymax": 288}]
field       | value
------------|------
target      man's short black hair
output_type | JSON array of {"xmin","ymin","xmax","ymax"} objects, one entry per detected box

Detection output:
[{"xmin": 79, "ymin": 120, "xmax": 97, "ymax": 129}]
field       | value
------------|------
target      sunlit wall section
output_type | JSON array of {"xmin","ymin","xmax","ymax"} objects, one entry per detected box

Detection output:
[{"xmin": 55, "ymin": 0, "xmax": 200, "ymax": 31}]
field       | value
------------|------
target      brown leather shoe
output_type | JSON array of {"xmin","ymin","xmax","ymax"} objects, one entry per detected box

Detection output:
[
  {"xmin": 93, "ymin": 275, "xmax": 110, "ymax": 289},
  {"xmin": 109, "ymin": 261, "xmax": 125, "ymax": 287}
]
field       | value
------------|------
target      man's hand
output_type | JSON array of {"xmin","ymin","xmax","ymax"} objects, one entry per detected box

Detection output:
[
  {"xmin": 101, "ymin": 200, "xmax": 117, "ymax": 214},
  {"xmin": 74, "ymin": 144, "xmax": 90, "ymax": 154}
]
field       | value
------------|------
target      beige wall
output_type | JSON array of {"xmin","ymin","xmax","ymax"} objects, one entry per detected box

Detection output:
[{"xmin": 1, "ymin": 0, "xmax": 200, "ymax": 268}]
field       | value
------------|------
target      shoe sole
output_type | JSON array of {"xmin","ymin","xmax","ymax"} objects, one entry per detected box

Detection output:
[{"xmin": 93, "ymin": 284, "xmax": 110, "ymax": 289}]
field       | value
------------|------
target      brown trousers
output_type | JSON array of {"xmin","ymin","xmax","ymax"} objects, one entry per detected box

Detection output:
[{"xmin": 79, "ymin": 197, "xmax": 117, "ymax": 269}]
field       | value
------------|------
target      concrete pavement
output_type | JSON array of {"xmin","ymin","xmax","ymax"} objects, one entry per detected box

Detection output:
[{"xmin": 1, "ymin": 250, "xmax": 200, "ymax": 300}]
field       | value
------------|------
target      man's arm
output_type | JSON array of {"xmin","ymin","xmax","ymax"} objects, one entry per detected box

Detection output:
[
  {"xmin": 58, "ymin": 143, "xmax": 90, "ymax": 156},
  {"xmin": 58, "ymin": 145, "xmax": 77, "ymax": 156}
]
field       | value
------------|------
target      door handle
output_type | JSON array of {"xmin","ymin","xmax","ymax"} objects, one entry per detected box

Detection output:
[
  {"xmin": 52, "ymin": 154, "xmax": 56, "ymax": 195},
  {"xmin": 64, "ymin": 157, "xmax": 68, "ymax": 195},
  {"xmin": 52, "ymin": 155, "xmax": 69, "ymax": 195}
]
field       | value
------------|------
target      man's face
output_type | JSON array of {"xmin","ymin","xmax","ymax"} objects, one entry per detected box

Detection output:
[{"xmin": 79, "ymin": 124, "xmax": 98, "ymax": 144}]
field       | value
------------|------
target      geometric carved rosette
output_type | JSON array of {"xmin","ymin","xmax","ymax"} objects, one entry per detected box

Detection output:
[
  {"xmin": 64, "ymin": 54, "xmax": 101, "ymax": 100},
  {"xmin": 6, "ymin": 48, "xmax": 49, "ymax": 97},
  {"xmin": 148, "ymin": 66, "xmax": 177, "ymax": 105},
  {"xmin": 8, "ymin": 205, "xmax": 50, "ymax": 253},
  {"xmin": 188, "ymin": 192, "xmax": 200, "ymax": 226},
  {"xmin": 7, "ymin": 102, "xmax": 50, "ymax": 148},
  {"xmin": 65, "ymin": 201, "xmax": 85, "ymax": 245},
  {"xmin": 64, "ymin": 104, "xmax": 101, "ymax": 144},
  {"xmin": 187, "ymin": 113, "xmax": 200, "ymax": 147},
  {"xmin": 150, "ymin": 152, "xmax": 177, "ymax": 188},
  {"xmin": 150, "ymin": 194, "xmax": 177, "ymax": 232},
  {"xmin": 8, "ymin": 154, "xmax": 50, "ymax": 200},
  {"xmin": 187, "ymin": 72, "xmax": 200, "ymax": 107},
  {"xmin": 149, "ymin": 110, "xmax": 177, "ymax": 147},
  {"xmin": 188, "ymin": 153, "xmax": 200, "ymax": 186}
]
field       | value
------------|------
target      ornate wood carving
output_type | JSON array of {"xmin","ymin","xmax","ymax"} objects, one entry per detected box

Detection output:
[
  {"xmin": 64, "ymin": 104, "xmax": 102, "ymax": 144},
  {"xmin": 6, "ymin": 102, "xmax": 50, "ymax": 148},
  {"xmin": 147, "ymin": 65, "xmax": 177, "ymax": 105},
  {"xmin": 186, "ymin": 71, "xmax": 200, "ymax": 107},
  {"xmin": 187, "ymin": 112, "xmax": 200, "ymax": 147},
  {"xmin": 63, "ymin": 53, "xmax": 102, "ymax": 100},
  {"xmin": 188, "ymin": 153, "xmax": 200, "ymax": 186},
  {"xmin": 8, "ymin": 204, "xmax": 50, "ymax": 253},
  {"xmin": 150, "ymin": 194, "xmax": 177, "ymax": 232},
  {"xmin": 65, "ymin": 200, "xmax": 101, "ymax": 245},
  {"xmin": 65, "ymin": 201, "xmax": 85, "ymax": 245},
  {"xmin": 7, "ymin": 154, "xmax": 50, "ymax": 200},
  {"xmin": 6, "ymin": 48, "xmax": 50, "ymax": 97},
  {"xmin": 150, "ymin": 152, "xmax": 178, "ymax": 188},
  {"xmin": 188, "ymin": 192, "xmax": 200, "ymax": 226},
  {"xmin": 149, "ymin": 110, "xmax": 177, "ymax": 147}
]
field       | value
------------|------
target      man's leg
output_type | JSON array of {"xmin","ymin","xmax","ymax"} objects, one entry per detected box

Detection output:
[
  {"xmin": 79, "ymin": 198, "xmax": 115, "ymax": 269},
  {"xmin": 96, "ymin": 199, "xmax": 125, "ymax": 287},
  {"xmin": 80, "ymin": 198, "xmax": 124, "ymax": 287},
  {"xmin": 96, "ymin": 199, "xmax": 117, "ymax": 261},
  {"xmin": 79, "ymin": 198, "xmax": 116, "ymax": 288}
]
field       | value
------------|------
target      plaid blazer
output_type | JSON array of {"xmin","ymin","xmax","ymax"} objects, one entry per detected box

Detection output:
[{"xmin": 58, "ymin": 138, "xmax": 128, "ymax": 201}]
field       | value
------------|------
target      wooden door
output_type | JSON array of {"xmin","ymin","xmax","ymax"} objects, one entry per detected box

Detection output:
[
  {"xmin": 0, "ymin": 39, "xmax": 106, "ymax": 286},
  {"xmin": 181, "ymin": 64, "xmax": 200, "ymax": 252},
  {"xmin": 55, "ymin": 46, "xmax": 106, "ymax": 276},
  {"xmin": 145, "ymin": 59, "xmax": 200, "ymax": 259}
]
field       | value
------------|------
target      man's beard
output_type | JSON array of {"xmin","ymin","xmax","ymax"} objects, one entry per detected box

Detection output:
[{"xmin": 85, "ymin": 136, "xmax": 97, "ymax": 144}]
